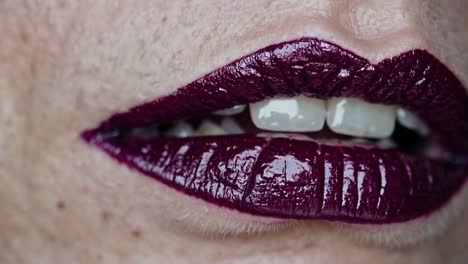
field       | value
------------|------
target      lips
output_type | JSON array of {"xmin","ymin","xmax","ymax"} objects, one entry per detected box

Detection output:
[{"xmin": 82, "ymin": 38, "xmax": 468, "ymax": 223}]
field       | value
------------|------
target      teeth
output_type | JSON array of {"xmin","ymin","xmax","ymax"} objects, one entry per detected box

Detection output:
[
  {"xmin": 220, "ymin": 117, "xmax": 244, "ymax": 134},
  {"xmin": 196, "ymin": 120, "xmax": 227, "ymax": 136},
  {"xmin": 376, "ymin": 138, "xmax": 397, "ymax": 149},
  {"xmin": 129, "ymin": 126, "xmax": 159, "ymax": 138},
  {"xmin": 165, "ymin": 122, "xmax": 195, "ymax": 138},
  {"xmin": 167, "ymin": 97, "xmax": 424, "ymax": 143},
  {"xmin": 249, "ymin": 95, "xmax": 326, "ymax": 132},
  {"xmin": 397, "ymin": 108, "xmax": 430, "ymax": 136},
  {"xmin": 213, "ymin": 105, "xmax": 246, "ymax": 116},
  {"xmin": 326, "ymin": 97, "xmax": 396, "ymax": 138}
]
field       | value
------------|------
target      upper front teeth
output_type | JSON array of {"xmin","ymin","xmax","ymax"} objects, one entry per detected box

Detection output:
[
  {"xmin": 169, "ymin": 96, "xmax": 428, "ymax": 140},
  {"xmin": 249, "ymin": 95, "xmax": 326, "ymax": 132},
  {"xmin": 326, "ymin": 97, "xmax": 396, "ymax": 138},
  {"xmin": 248, "ymin": 96, "xmax": 416, "ymax": 139},
  {"xmin": 396, "ymin": 108, "xmax": 430, "ymax": 136}
]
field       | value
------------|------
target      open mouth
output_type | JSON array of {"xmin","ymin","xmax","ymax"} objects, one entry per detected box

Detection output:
[{"xmin": 82, "ymin": 38, "xmax": 468, "ymax": 224}]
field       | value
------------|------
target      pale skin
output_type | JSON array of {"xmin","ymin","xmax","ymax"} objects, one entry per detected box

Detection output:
[{"xmin": 1, "ymin": 0, "xmax": 468, "ymax": 263}]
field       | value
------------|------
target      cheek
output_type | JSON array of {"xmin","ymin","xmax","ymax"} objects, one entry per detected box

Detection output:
[
  {"xmin": 338, "ymin": 1, "xmax": 410, "ymax": 40},
  {"xmin": 407, "ymin": 0, "xmax": 468, "ymax": 87}
]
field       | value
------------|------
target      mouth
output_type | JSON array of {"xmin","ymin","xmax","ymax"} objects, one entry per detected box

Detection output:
[{"xmin": 82, "ymin": 37, "xmax": 468, "ymax": 224}]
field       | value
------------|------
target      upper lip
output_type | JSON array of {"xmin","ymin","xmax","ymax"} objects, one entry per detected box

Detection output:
[{"xmin": 83, "ymin": 37, "xmax": 468, "ymax": 223}]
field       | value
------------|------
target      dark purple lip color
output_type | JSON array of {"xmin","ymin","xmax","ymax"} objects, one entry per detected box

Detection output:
[{"xmin": 83, "ymin": 38, "xmax": 468, "ymax": 223}]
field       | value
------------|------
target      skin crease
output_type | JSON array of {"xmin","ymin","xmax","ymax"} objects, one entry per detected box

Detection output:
[{"xmin": 1, "ymin": 0, "xmax": 468, "ymax": 263}]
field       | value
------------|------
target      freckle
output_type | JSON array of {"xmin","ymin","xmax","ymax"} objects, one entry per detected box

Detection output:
[
  {"xmin": 56, "ymin": 201, "xmax": 66, "ymax": 210},
  {"xmin": 20, "ymin": 32, "xmax": 29, "ymax": 43},
  {"xmin": 131, "ymin": 229, "xmax": 142, "ymax": 239},
  {"xmin": 47, "ymin": 233, "xmax": 57, "ymax": 242},
  {"xmin": 57, "ymin": 0, "xmax": 66, "ymax": 9},
  {"xmin": 161, "ymin": 16, "xmax": 167, "ymax": 23},
  {"xmin": 101, "ymin": 210, "xmax": 113, "ymax": 222}
]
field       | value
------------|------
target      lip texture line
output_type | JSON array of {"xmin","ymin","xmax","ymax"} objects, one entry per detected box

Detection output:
[{"xmin": 83, "ymin": 38, "xmax": 468, "ymax": 223}]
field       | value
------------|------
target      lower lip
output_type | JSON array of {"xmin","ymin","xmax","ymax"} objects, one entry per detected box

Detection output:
[{"xmin": 83, "ymin": 132, "xmax": 467, "ymax": 223}]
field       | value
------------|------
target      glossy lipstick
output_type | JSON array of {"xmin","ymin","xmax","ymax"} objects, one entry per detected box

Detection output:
[{"xmin": 82, "ymin": 38, "xmax": 468, "ymax": 223}]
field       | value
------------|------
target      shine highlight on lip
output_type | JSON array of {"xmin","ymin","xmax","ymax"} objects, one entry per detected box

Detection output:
[{"xmin": 82, "ymin": 38, "xmax": 468, "ymax": 224}]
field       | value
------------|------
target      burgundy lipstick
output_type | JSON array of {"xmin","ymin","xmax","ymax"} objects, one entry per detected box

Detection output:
[{"xmin": 82, "ymin": 38, "xmax": 468, "ymax": 223}]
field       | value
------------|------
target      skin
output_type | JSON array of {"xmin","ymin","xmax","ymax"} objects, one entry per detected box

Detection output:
[{"xmin": 1, "ymin": 0, "xmax": 468, "ymax": 263}]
